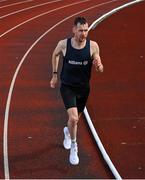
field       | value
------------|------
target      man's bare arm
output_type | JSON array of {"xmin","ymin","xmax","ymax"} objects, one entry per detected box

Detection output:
[
  {"xmin": 51, "ymin": 40, "xmax": 62, "ymax": 73},
  {"xmin": 50, "ymin": 40, "xmax": 66, "ymax": 88},
  {"xmin": 91, "ymin": 41, "xmax": 103, "ymax": 73}
]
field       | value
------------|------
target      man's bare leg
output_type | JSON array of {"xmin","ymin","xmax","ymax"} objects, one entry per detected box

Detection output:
[
  {"xmin": 67, "ymin": 107, "xmax": 79, "ymax": 142},
  {"xmin": 67, "ymin": 107, "xmax": 79, "ymax": 165}
]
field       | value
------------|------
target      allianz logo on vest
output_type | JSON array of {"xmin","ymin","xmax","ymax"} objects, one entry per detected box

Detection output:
[{"xmin": 68, "ymin": 60, "xmax": 88, "ymax": 66}]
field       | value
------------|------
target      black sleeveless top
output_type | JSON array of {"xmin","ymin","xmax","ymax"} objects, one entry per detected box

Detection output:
[{"xmin": 60, "ymin": 38, "xmax": 93, "ymax": 87}]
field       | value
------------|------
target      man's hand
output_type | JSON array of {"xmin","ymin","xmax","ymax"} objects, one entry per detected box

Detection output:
[
  {"xmin": 96, "ymin": 64, "xmax": 103, "ymax": 72},
  {"xmin": 50, "ymin": 75, "xmax": 58, "ymax": 88},
  {"xmin": 93, "ymin": 58, "xmax": 103, "ymax": 73}
]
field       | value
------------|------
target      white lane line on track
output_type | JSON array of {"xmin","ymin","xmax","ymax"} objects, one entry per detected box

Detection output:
[
  {"xmin": 3, "ymin": 1, "xmax": 120, "ymax": 179},
  {"xmin": 0, "ymin": 0, "xmax": 91, "ymax": 38},
  {"xmin": 0, "ymin": 0, "xmax": 33, "ymax": 9},
  {"xmin": 0, "ymin": 0, "xmax": 62, "ymax": 18}
]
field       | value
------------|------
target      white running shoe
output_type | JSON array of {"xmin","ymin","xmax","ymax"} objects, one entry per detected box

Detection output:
[
  {"xmin": 69, "ymin": 142, "xmax": 79, "ymax": 165},
  {"xmin": 63, "ymin": 127, "xmax": 71, "ymax": 150}
]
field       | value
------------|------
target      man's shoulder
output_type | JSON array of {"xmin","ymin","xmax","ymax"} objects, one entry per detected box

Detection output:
[
  {"xmin": 56, "ymin": 39, "xmax": 68, "ymax": 55},
  {"xmin": 58, "ymin": 39, "xmax": 67, "ymax": 49},
  {"xmin": 90, "ymin": 40, "xmax": 99, "ymax": 48}
]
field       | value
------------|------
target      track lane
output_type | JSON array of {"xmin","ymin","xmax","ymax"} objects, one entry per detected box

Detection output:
[
  {"xmin": 0, "ymin": 0, "xmax": 34, "ymax": 9},
  {"xmin": 0, "ymin": 0, "xmax": 62, "ymax": 18},
  {"xmin": 0, "ymin": 0, "xmax": 8, "ymax": 3},
  {"xmin": 0, "ymin": 0, "xmax": 134, "ymax": 179},
  {"xmin": 0, "ymin": 0, "xmax": 76, "ymax": 34},
  {"xmin": 89, "ymin": 1, "xmax": 145, "ymax": 178},
  {"xmin": 0, "ymin": 0, "xmax": 59, "ymax": 10},
  {"xmin": 0, "ymin": 0, "xmax": 19, "ymax": 6}
]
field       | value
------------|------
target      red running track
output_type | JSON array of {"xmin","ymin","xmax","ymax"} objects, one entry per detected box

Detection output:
[
  {"xmin": 89, "ymin": 1, "xmax": 145, "ymax": 179},
  {"xmin": 0, "ymin": 0, "xmax": 140, "ymax": 179}
]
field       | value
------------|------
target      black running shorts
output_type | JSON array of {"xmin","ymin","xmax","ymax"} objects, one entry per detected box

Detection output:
[{"xmin": 60, "ymin": 83, "xmax": 90, "ymax": 113}]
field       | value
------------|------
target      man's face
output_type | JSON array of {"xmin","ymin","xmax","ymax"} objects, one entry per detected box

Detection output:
[{"xmin": 73, "ymin": 23, "xmax": 89, "ymax": 42}]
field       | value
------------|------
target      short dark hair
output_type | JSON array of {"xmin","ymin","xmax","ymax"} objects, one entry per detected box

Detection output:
[{"xmin": 74, "ymin": 17, "xmax": 87, "ymax": 26}]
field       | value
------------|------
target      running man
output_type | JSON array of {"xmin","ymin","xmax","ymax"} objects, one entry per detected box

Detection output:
[{"xmin": 50, "ymin": 17, "xmax": 103, "ymax": 165}]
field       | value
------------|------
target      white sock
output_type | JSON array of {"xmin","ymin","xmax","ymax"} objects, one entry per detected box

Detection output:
[{"xmin": 71, "ymin": 138, "xmax": 77, "ymax": 144}]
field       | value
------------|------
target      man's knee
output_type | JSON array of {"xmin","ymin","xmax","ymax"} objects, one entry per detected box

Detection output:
[
  {"xmin": 67, "ymin": 107, "xmax": 79, "ymax": 125},
  {"xmin": 69, "ymin": 114, "xmax": 79, "ymax": 125}
]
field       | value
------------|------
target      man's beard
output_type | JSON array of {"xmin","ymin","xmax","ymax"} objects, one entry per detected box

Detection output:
[{"xmin": 79, "ymin": 36, "xmax": 86, "ymax": 42}]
